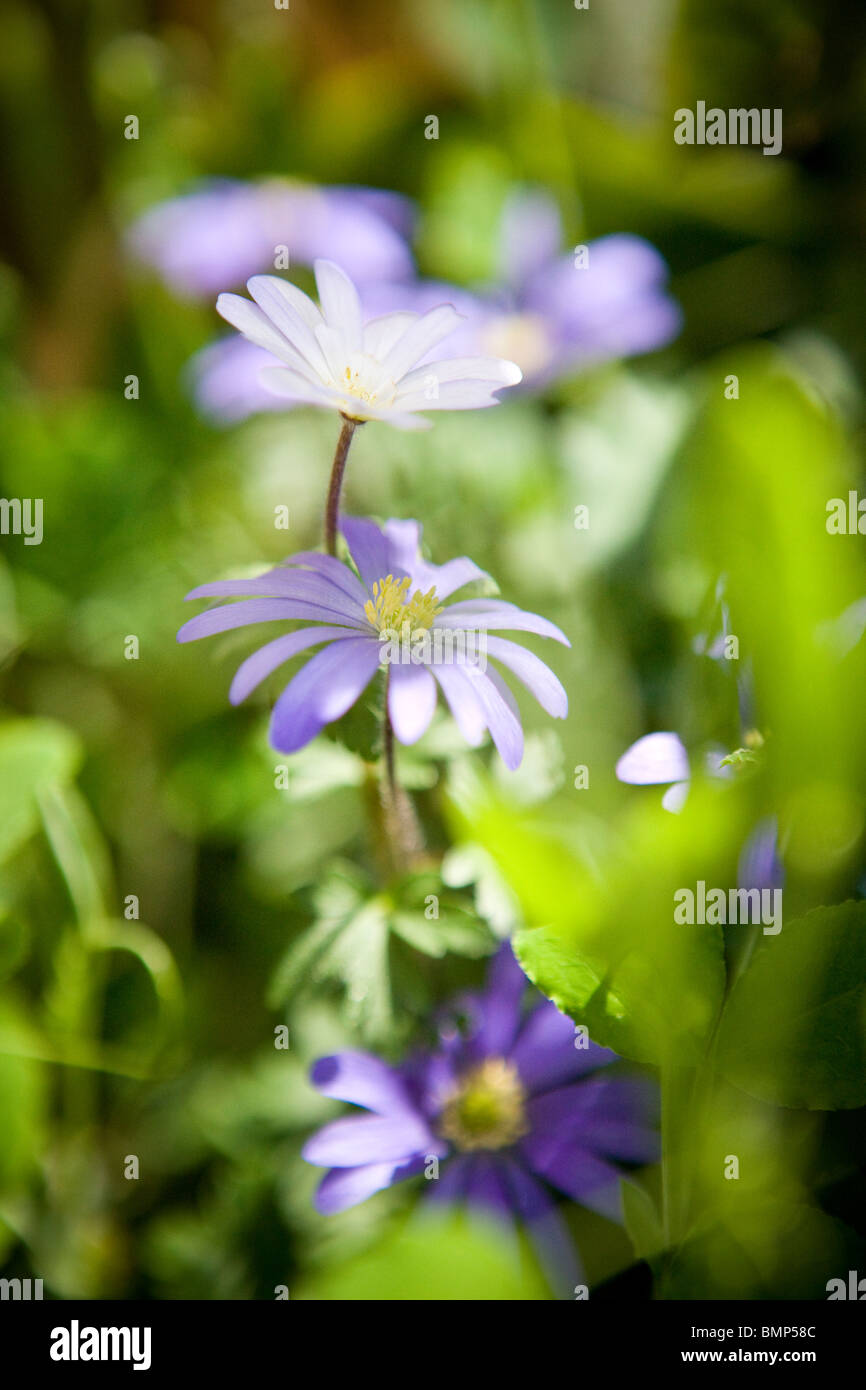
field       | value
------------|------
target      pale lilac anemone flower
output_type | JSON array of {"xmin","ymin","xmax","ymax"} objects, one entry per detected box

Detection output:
[
  {"xmin": 214, "ymin": 260, "xmax": 521, "ymax": 430},
  {"xmin": 128, "ymin": 179, "xmax": 414, "ymax": 297},
  {"xmin": 177, "ymin": 517, "xmax": 568, "ymax": 768},
  {"xmin": 302, "ymin": 944, "xmax": 659, "ymax": 1295}
]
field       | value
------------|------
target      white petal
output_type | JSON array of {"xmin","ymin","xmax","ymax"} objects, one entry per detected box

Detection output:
[
  {"xmin": 396, "ymin": 356, "xmax": 523, "ymax": 392},
  {"xmin": 363, "ymin": 311, "xmax": 419, "ymax": 359},
  {"xmin": 246, "ymin": 276, "xmax": 330, "ymax": 380},
  {"xmin": 381, "ymin": 305, "xmax": 464, "ymax": 381},
  {"xmin": 258, "ymin": 366, "xmax": 335, "ymax": 408},
  {"xmin": 314, "ymin": 259, "xmax": 363, "ymax": 352},
  {"xmin": 216, "ymin": 293, "xmax": 303, "ymax": 367},
  {"xmin": 391, "ymin": 381, "xmax": 506, "ymax": 412}
]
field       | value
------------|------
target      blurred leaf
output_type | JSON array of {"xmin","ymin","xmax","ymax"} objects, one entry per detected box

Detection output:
[
  {"xmin": 716, "ymin": 901, "xmax": 866, "ymax": 1110},
  {"xmin": 621, "ymin": 1179, "xmax": 665, "ymax": 1263},
  {"xmin": 295, "ymin": 1211, "xmax": 549, "ymax": 1300},
  {"xmin": 0, "ymin": 718, "xmax": 82, "ymax": 863}
]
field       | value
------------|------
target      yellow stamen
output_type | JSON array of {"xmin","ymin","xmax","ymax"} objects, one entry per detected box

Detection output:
[{"xmin": 364, "ymin": 575, "xmax": 443, "ymax": 636}]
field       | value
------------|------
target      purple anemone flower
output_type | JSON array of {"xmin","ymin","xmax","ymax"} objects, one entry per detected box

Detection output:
[
  {"xmin": 480, "ymin": 189, "xmax": 682, "ymax": 387},
  {"xmin": 302, "ymin": 944, "xmax": 658, "ymax": 1294},
  {"xmin": 177, "ymin": 517, "xmax": 569, "ymax": 769},
  {"xmin": 128, "ymin": 179, "xmax": 415, "ymax": 298},
  {"xmin": 616, "ymin": 731, "xmax": 733, "ymax": 812}
]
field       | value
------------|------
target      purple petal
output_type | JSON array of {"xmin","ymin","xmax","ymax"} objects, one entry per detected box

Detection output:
[
  {"xmin": 268, "ymin": 635, "xmax": 381, "ymax": 752},
  {"xmin": 510, "ymin": 1000, "xmax": 619, "ymax": 1094},
  {"xmin": 498, "ymin": 1156, "xmax": 585, "ymax": 1297},
  {"xmin": 498, "ymin": 189, "xmax": 563, "ymax": 288},
  {"xmin": 661, "ymin": 779, "xmax": 690, "ymax": 813},
  {"xmin": 383, "ymin": 519, "xmax": 489, "ymax": 598},
  {"xmin": 463, "ymin": 1155, "xmax": 516, "ymax": 1221},
  {"xmin": 229, "ymin": 626, "xmax": 348, "ymax": 704},
  {"xmin": 738, "ymin": 818, "xmax": 784, "ymax": 893},
  {"xmin": 302, "ymin": 1113, "xmax": 432, "ymax": 1167},
  {"xmin": 485, "ymin": 635, "xmax": 567, "ymax": 718},
  {"xmin": 472, "ymin": 944, "xmax": 527, "ymax": 1059},
  {"xmin": 519, "ymin": 1137, "xmax": 625, "ymax": 1222},
  {"xmin": 283, "ymin": 551, "xmax": 370, "ymax": 608},
  {"xmin": 313, "ymin": 1162, "xmax": 399, "ymax": 1215},
  {"xmin": 440, "ymin": 664, "xmax": 523, "ymax": 768},
  {"xmin": 190, "ymin": 337, "xmax": 287, "ymax": 424},
  {"xmin": 440, "ymin": 600, "xmax": 569, "ymax": 645},
  {"xmin": 615, "ymin": 732, "xmax": 689, "ymax": 786},
  {"xmin": 526, "ymin": 1079, "xmax": 659, "ymax": 1163},
  {"xmin": 387, "ymin": 663, "xmax": 438, "ymax": 744},
  {"xmin": 183, "ymin": 568, "xmax": 367, "ymax": 625},
  {"xmin": 432, "ymin": 664, "xmax": 487, "ymax": 747},
  {"xmin": 310, "ymin": 1051, "xmax": 417, "ymax": 1116},
  {"xmin": 340, "ymin": 517, "xmax": 398, "ymax": 590},
  {"xmin": 177, "ymin": 597, "xmax": 361, "ymax": 644}
]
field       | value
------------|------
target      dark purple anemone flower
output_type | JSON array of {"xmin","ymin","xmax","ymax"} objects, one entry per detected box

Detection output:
[
  {"xmin": 177, "ymin": 517, "xmax": 569, "ymax": 769},
  {"xmin": 302, "ymin": 945, "xmax": 658, "ymax": 1294}
]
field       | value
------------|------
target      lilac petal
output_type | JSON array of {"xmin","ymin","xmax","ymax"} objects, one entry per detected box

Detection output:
[
  {"xmin": 485, "ymin": 635, "xmax": 567, "ymax": 718},
  {"xmin": 310, "ymin": 1051, "xmax": 417, "ymax": 1116},
  {"xmin": 282, "ymin": 551, "xmax": 370, "ymax": 607},
  {"xmin": 177, "ymin": 597, "xmax": 361, "ymax": 644},
  {"xmin": 229, "ymin": 626, "xmax": 347, "ymax": 704},
  {"xmin": 183, "ymin": 569, "xmax": 365, "ymax": 624},
  {"xmin": 443, "ymin": 664, "xmax": 524, "ymax": 769},
  {"xmin": 661, "ymin": 779, "xmax": 690, "ymax": 813},
  {"xmin": 527, "ymin": 1080, "xmax": 659, "ymax": 1163},
  {"xmin": 190, "ymin": 337, "xmax": 287, "ymax": 424},
  {"xmin": 426, "ymin": 1153, "xmax": 472, "ymax": 1206},
  {"xmin": 313, "ymin": 1162, "xmax": 398, "ymax": 1215},
  {"xmin": 498, "ymin": 1156, "xmax": 585, "ymax": 1298},
  {"xmin": 269, "ymin": 635, "xmax": 381, "ymax": 752},
  {"xmin": 520, "ymin": 1137, "xmax": 625, "ymax": 1221},
  {"xmin": 432, "ymin": 664, "xmax": 487, "ymax": 747},
  {"xmin": 381, "ymin": 305, "xmax": 464, "ymax": 380},
  {"xmin": 302, "ymin": 1112, "xmax": 431, "ymax": 1167},
  {"xmin": 340, "ymin": 517, "xmax": 398, "ymax": 589},
  {"xmin": 473, "ymin": 943, "xmax": 527, "ymax": 1058},
  {"xmin": 498, "ymin": 189, "xmax": 563, "ymax": 288},
  {"xmin": 387, "ymin": 664, "xmax": 438, "ymax": 744},
  {"xmin": 314, "ymin": 259, "xmax": 363, "ymax": 350},
  {"xmin": 738, "ymin": 818, "xmax": 784, "ymax": 892},
  {"xmin": 510, "ymin": 1000, "xmax": 619, "ymax": 1094},
  {"xmin": 440, "ymin": 600, "xmax": 569, "ymax": 645},
  {"xmin": 615, "ymin": 731, "xmax": 689, "ymax": 786},
  {"xmin": 463, "ymin": 1155, "xmax": 516, "ymax": 1221},
  {"xmin": 382, "ymin": 519, "xmax": 489, "ymax": 598}
]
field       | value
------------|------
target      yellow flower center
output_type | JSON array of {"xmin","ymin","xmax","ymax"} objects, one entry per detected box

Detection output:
[
  {"xmin": 364, "ymin": 574, "xmax": 443, "ymax": 637},
  {"xmin": 343, "ymin": 365, "xmax": 378, "ymax": 404},
  {"xmin": 439, "ymin": 1058, "xmax": 529, "ymax": 1152}
]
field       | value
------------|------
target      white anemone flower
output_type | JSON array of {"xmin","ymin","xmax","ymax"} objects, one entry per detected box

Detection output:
[{"xmin": 216, "ymin": 259, "xmax": 522, "ymax": 431}]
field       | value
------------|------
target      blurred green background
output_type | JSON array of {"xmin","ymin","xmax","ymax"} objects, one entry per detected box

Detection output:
[{"xmin": 1, "ymin": 0, "xmax": 865, "ymax": 1300}]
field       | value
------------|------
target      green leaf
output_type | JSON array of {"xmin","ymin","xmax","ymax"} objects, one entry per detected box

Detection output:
[
  {"xmin": 621, "ymin": 1179, "xmax": 665, "ymax": 1263},
  {"xmin": 0, "ymin": 718, "xmax": 82, "ymax": 863},
  {"xmin": 294, "ymin": 1211, "xmax": 550, "ymax": 1301},
  {"xmin": 716, "ymin": 900, "xmax": 866, "ymax": 1109},
  {"xmin": 390, "ymin": 911, "xmax": 491, "ymax": 959}
]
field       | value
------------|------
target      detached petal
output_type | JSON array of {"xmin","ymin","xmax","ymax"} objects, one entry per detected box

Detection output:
[{"xmin": 615, "ymin": 731, "xmax": 690, "ymax": 786}]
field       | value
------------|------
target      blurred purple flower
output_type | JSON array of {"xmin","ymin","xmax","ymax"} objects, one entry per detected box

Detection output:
[
  {"xmin": 128, "ymin": 179, "xmax": 415, "ymax": 298},
  {"xmin": 177, "ymin": 516, "xmax": 568, "ymax": 768},
  {"xmin": 738, "ymin": 817, "xmax": 784, "ymax": 892},
  {"xmin": 302, "ymin": 944, "xmax": 658, "ymax": 1294},
  {"xmin": 616, "ymin": 731, "xmax": 731, "ymax": 812},
  {"xmin": 188, "ymin": 187, "xmax": 681, "ymax": 423}
]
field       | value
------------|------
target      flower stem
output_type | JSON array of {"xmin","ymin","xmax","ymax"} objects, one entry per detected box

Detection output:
[
  {"xmin": 379, "ymin": 668, "xmax": 422, "ymax": 873},
  {"xmin": 324, "ymin": 416, "xmax": 357, "ymax": 557}
]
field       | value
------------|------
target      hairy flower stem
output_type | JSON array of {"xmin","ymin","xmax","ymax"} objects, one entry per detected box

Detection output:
[
  {"xmin": 380, "ymin": 669, "xmax": 422, "ymax": 872},
  {"xmin": 324, "ymin": 416, "xmax": 358, "ymax": 556}
]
